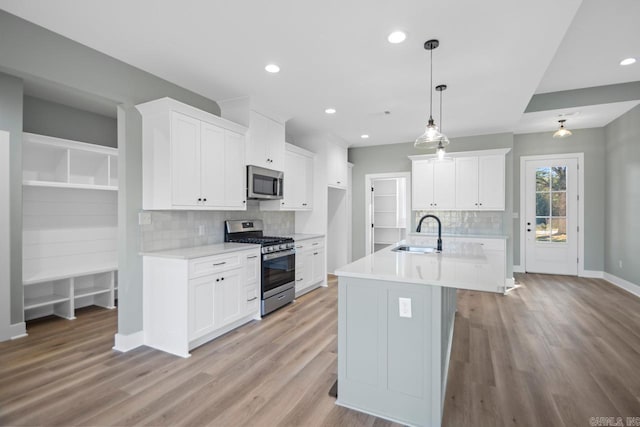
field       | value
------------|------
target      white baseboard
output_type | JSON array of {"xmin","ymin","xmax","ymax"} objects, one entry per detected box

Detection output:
[
  {"xmin": 113, "ymin": 330, "xmax": 144, "ymax": 352},
  {"xmin": 581, "ymin": 270, "xmax": 604, "ymax": 279},
  {"xmin": 603, "ymin": 272, "xmax": 640, "ymax": 298},
  {"xmin": 0, "ymin": 322, "xmax": 27, "ymax": 342},
  {"xmin": 513, "ymin": 265, "xmax": 524, "ymax": 273}
]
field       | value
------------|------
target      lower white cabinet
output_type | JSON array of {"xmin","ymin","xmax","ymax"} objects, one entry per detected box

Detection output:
[
  {"xmin": 294, "ymin": 237, "xmax": 326, "ymax": 296},
  {"xmin": 143, "ymin": 246, "xmax": 261, "ymax": 357}
]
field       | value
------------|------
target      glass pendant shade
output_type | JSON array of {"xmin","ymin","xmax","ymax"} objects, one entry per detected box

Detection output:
[
  {"xmin": 553, "ymin": 120, "xmax": 572, "ymax": 138},
  {"xmin": 414, "ymin": 118, "xmax": 450, "ymax": 149}
]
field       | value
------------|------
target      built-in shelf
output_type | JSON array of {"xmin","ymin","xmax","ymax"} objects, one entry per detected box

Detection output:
[
  {"xmin": 75, "ymin": 287, "xmax": 111, "ymax": 298},
  {"xmin": 24, "ymin": 294, "xmax": 70, "ymax": 310},
  {"xmin": 23, "ymin": 180, "xmax": 118, "ymax": 191}
]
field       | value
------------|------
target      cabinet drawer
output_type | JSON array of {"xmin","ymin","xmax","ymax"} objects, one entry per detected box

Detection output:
[
  {"xmin": 189, "ymin": 253, "xmax": 241, "ymax": 278},
  {"xmin": 295, "ymin": 237, "xmax": 324, "ymax": 252}
]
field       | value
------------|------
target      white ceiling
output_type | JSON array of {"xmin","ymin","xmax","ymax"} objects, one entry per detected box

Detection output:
[{"xmin": 0, "ymin": 0, "xmax": 638, "ymax": 147}]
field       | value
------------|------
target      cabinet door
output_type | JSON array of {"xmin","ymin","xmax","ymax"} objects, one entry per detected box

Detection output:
[
  {"xmin": 224, "ymin": 130, "xmax": 246, "ymax": 208},
  {"xmin": 188, "ymin": 275, "xmax": 216, "ymax": 340},
  {"xmin": 412, "ymin": 160, "xmax": 434, "ymax": 210},
  {"xmin": 200, "ymin": 122, "xmax": 226, "ymax": 207},
  {"xmin": 247, "ymin": 111, "xmax": 284, "ymax": 170},
  {"xmin": 478, "ymin": 155, "xmax": 505, "ymax": 210},
  {"xmin": 303, "ymin": 155, "xmax": 314, "ymax": 209},
  {"xmin": 214, "ymin": 268, "xmax": 243, "ymax": 327},
  {"xmin": 171, "ymin": 112, "xmax": 201, "ymax": 206},
  {"xmin": 245, "ymin": 252, "xmax": 260, "ymax": 286},
  {"xmin": 433, "ymin": 161, "xmax": 456, "ymax": 209},
  {"xmin": 327, "ymin": 143, "xmax": 347, "ymax": 188},
  {"xmin": 455, "ymin": 157, "xmax": 479, "ymax": 209},
  {"xmin": 283, "ymin": 150, "xmax": 304, "ymax": 209},
  {"xmin": 311, "ymin": 247, "xmax": 325, "ymax": 284}
]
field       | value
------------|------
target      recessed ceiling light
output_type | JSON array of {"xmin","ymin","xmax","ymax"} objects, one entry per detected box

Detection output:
[
  {"xmin": 620, "ymin": 57, "xmax": 636, "ymax": 66},
  {"xmin": 265, "ymin": 64, "xmax": 280, "ymax": 73},
  {"xmin": 361, "ymin": 134, "xmax": 369, "ymax": 139},
  {"xmin": 325, "ymin": 108, "xmax": 336, "ymax": 114},
  {"xmin": 387, "ymin": 31, "xmax": 407, "ymax": 44}
]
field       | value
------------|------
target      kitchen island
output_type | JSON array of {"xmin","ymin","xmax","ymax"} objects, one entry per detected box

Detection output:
[{"xmin": 334, "ymin": 238, "xmax": 505, "ymax": 427}]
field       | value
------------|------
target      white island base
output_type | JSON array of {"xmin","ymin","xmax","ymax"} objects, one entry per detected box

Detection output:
[{"xmin": 337, "ymin": 276, "xmax": 456, "ymax": 427}]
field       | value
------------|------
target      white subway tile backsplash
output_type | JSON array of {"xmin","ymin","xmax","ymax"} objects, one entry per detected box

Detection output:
[
  {"xmin": 140, "ymin": 205, "xmax": 295, "ymax": 252},
  {"xmin": 414, "ymin": 210, "xmax": 504, "ymax": 235}
]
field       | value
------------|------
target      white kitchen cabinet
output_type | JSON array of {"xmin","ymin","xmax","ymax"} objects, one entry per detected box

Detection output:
[
  {"xmin": 327, "ymin": 142, "xmax": 348, "ymax": 189},
  {"xmin": 411, "ymin": 149, "xmax": 509, "ymax": 212},
  {"xmin": 455, "ymin": 155, "xmax": 505, "ymax": 210},
  {"xmin": 143, "ymin": 245, "xmax": 261, "ymax": 358},
  {"xmin": 411, "ymin": 159, "xmax": 456, "ymax": 210},
  {"xmin": 246, "ymin": 110, "xmax": 285, "ymax": 171},
  {"xmin": 261, "ymin": 143, "xmax": 314, "ymax": 211},
  {"xmin": 294, "ymin": 237, "xmax": 325, "ymax": 296},
  {"xmin": 136, "ymin": 97, "xmax": 248, "ymax": 211}
]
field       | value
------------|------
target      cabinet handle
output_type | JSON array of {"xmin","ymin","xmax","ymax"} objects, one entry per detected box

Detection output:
[
  {"xmin": 213, "ymin": 261, "xmax": 226, "ymax": 266},
  {"xmin": 479, "ymin": 203, "xmax": 483, "ymax": 206},
  {"xmin": 297, "ymin": 278, "xmax": 304, "ymax": 282},
  {"xmin": 203, "ymin": 198, "xmax": 207, "ymax": 202},
  {"xmin": 221, "ymin": 277, "xmax": 225, "ymax": 281},
  {"xmin": 282, "ymin": 202, "xmax": 285, "ymax": 205},
  {"xmin": 243, "ymin": 200, "xmax": 246, "ymax": 204},
  {"xmin": 312, "ymin": 242, "xmax": 319, "ymax": 246},
  {"xmin": 247, "ymin": 297, "xmax": 258, "ymax": 301},
  {"xmin": 313, "ymin": 252, "xmax": 318, "ymax": 255},
  {"xmin": 296, "ymin": 245, "xmax": 303, "ymax": 249},
  {"xmin": 216, "ymin": 278, "xmax": 220, "ymax": 282},
  {"xmin": 247, "ymin": 255, "xmax": 257, "ymax": 259},
  {"xmin": 277, "ymin": 294, "xmax": 285, "ymax": 300},
  {"xmin": 198, "ymin": 198, "xmax": 202, "ymax": 202},
  {"xmin": 337, "ymin": 181, "xmax": 341, "ymax": 184}
]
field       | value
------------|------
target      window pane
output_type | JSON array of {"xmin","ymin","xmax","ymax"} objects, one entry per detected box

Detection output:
[
  {"xmin": 552, "ymin": 192, "xmax": 566, "ymax": 216},
  {"xmin": 551, "ymin": 166, "xmax": 567, "ymax": 191},
  {"xmin": 551, "ymin": 218, "xmax": 567, "ymax": 243},
  {"xmin": 536, "ymin": 192, "xmax": 550, "ymax": 216},
  {"xmin": 536, "ymin": 167, "xmax": 550, "ymax": 191},
  {"xmin": 536, "ymin": 217, "xmax": 550, "ymax": 241}
]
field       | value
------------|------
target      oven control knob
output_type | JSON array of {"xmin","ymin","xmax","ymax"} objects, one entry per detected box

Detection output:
[
  {"xmin": 279, "ymin": 244, "xmax": 286, "ymax": 250},
  {"xmin": 288, "ymin": 243, "xmax": 295, "ymax": 249}
]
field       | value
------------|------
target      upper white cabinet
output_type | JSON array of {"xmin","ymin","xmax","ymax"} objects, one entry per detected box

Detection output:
[
  {"xmin": 218, "ymin": 97, "xmax": 286, "ymax": 171},
  {"xmin": 261, "ymin": 143, "xmax": 314, "ymax": 211},
  {"xmin": 136, "ymin": 98, "xmax": 248, "ymax": 211},
  {"xmin": 455, "ymin": 155, "xmax": 505, "ymax": 210},
  {"xmin": 411, "ymin": 159, "xmax": 456, "ymax": 210},
  {"xmin": 327, "ymin": 142, "xmax": 348, "ymax": 189},
  {"xmin": 247, "ymin": 111, "xmax": 285, "ymax": 170},
  {"xmin": 410, "ymin": 148, "xmax": 509, "ymax": 211}
]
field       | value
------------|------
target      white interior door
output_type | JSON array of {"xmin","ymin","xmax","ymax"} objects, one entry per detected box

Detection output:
[{"xmin": 524, "ymin": 158, "xmax": 578, "ymax": 275}]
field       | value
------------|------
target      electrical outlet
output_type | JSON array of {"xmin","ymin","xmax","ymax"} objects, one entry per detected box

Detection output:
[
  {"xmin": 619, "ymin": 260, "xmax": 623, "ymax": 269},
  {"xmin": 198, "ymin": 224, "xmax": 206, "ymax": 236},
  {"xmin": 138, "ymin": 212, "xmax": 152, "ymax": 225},
  {"xmin": 399, "ymin": 297, "xmax": 412, "ymax": 318}
]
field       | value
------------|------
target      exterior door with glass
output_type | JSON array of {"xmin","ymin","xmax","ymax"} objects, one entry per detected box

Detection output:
[{"xmin": 524, "ymin": 158, "xmax": 578, "ymax": 275}]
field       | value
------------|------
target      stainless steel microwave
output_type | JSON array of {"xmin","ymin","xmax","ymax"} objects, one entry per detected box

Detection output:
[{"xmin": 247, "ymin": 165, "xmax": 284, "ymax": 200}]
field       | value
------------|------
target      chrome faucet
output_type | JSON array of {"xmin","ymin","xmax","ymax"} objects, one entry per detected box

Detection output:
[{"xmin": 416, "ymin": 214, "xmax": 443, "ymax": 252}]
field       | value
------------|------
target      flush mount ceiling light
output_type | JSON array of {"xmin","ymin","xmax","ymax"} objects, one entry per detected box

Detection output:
[
  {"xmin": 553, "ymin": 119, "xmax": 572, "ymax": 138},
  {"xmin": 325, "ymin": 108, "xmax": 336, "ymax": 114},
  {"xmin": 361, "ymin": 134, "xmax": 369, "ymax": 139},
  {"xmin": 265, "ymin": 63, "xmax": 280, "ymax": 73},
  {"xmin": 415, "ymin": 39, "xmax": 449, "ymax": 149},
  {"xmin": 620, "ymin": 57, "xmax": 637, "ymax": 66},
  {"xmin": 388, "ymin": 31, "xmax": 407, "ymax": 44}
]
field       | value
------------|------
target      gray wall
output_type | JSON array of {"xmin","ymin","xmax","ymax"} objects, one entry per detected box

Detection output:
[
  {"xmin": 23, "ymin": 96, "xmax": 117, "ymax": 148},
  {"xmin": 604, "ymin": 104, "xmax": 640, "ymax": 284},
  {"xmin": 348, "ymin": 133, "xmax": 514, "ymax": 267},
  {"xmin": 512, "ymin": 128, "xmax": 606, "ymax": 271},
  {"xmin": 0, "ymin": 72, "xmax": 24, "ymax": 326},
  {"xmin": 0, "ymin": 10, "xmax": 220, "ymax": 338}
]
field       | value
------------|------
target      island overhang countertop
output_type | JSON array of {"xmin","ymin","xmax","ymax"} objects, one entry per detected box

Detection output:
[{"xmin": 335, "ymin": 239, "xmax": 505, "ymax": 293}]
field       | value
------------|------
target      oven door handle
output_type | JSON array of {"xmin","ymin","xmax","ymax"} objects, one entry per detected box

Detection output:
[{"xmin": 262, "ymin": 249, "xmax": 296, "ymax": 261}]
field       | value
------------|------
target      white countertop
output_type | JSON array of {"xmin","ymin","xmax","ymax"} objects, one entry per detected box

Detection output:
[
  {"xmin": 140, "ymin": 242, "xmax": 260, "ymax": 260},
  {"xmin": 287, "ymin": 233, "xmax": 324, "ymax": 241},
  {"xmin": 335, "ymin": 240, "xmax": 504, "ymax": 293}
]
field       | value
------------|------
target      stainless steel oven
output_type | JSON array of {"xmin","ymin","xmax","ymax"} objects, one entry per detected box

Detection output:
[
  {"xmin": 247, "ymin": 165, "xmax": 284, "ymax": 200},
  {"xmin": 262, "ymin": 248, "xmax": 295, "ymax": 314}
]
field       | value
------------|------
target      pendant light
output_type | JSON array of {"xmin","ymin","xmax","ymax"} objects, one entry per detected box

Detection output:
[
  {"xmin": 415, "ymin": 39, "xmax": 449, "ymax": 149},
  {"xmin": 553, "ymin": 119, "xmax": 572, "ymax": 138},
  {"xmin": 434, "ymin": 84, "xmax": 451, "ymax": 161}
]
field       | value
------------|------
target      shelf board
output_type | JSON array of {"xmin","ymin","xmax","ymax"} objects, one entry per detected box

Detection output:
[
  {"xmin": 75, "ymin": 287, "xmax": 111, "ymax": 298},
  {"xmin": 23, "ymin": 180, "xmax": 118, "ymax": 191},
  {"xmin": 374, "ymin": 194, "xmax": 397, "ymax": 197},
  {"xmin": 23, "ymin": 264, "xmax": 117, "ymax": 286},
  {"xmin": 24, "ymin": 294, "xmax": 69, "ymax": 310},
  {"xmin": 373, "ymin": 225, "xmax": 405, "ymax": 229}
]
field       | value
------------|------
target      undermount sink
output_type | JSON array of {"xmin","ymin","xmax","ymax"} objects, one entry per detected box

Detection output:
[{"xmin": 392, "ymin": 245, "xmax": 439, "ymax": 254}]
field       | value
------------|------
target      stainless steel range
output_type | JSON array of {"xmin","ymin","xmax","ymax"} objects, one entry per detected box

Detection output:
[{"xmin": 224, "ymin": 220, "xmax": 295, "ymax": 315}]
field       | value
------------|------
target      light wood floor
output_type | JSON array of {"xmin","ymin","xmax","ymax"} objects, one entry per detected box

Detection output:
[{"xmin": 1, "ymin": 274, "xmax": 639, "ymax": 426}]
